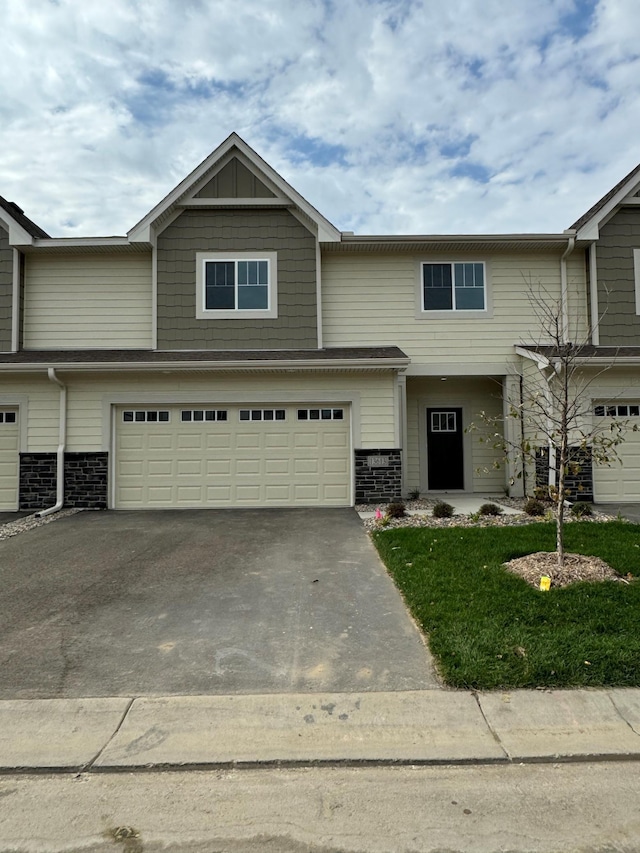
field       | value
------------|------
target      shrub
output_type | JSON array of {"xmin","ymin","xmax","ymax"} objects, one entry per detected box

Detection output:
[
  {"xmin": 524, "ymin": 498, "xmax": 545, "ymax": 517},
  {"xmin": 478, "ymin": 502, "xmax": 503, "ymax": 517},
  {"xmin": 407, "ymin": 488, "xmax": 421, "ymax": 500},
  {"xmin": 432, "ymin": 500, "xmax": 454, "ymax": 519},
  {"xmin": 571, "ymin": 501, "xmax": 593, "ymax": 518},
  {"xmin": 386, "ymin": 501, "xmax": 407, "ymax": 519},
  {"xmin": 533, "ymin": 486, "xmax": 554, "ymax": 503}
]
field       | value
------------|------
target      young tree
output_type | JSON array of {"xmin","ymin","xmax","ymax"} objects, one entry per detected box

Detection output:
[{"xmin": 472, "ymin": 287, "xmax": 633, "ymax": 569}]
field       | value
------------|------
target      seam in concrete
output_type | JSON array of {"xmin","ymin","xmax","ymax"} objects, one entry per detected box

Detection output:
[
  {"xmin": 76, "ymin": 696, "xmax": 136, "ymax": 774},
  {"xmin": 471, "ymin": 691, "xmax": 511, "ymax": 761},
  {"xmin": 607, "ymin": 690, "xmax": 640, "ymax": 738},
  {"xmin": 4, "ymin": 752, "xmax": 640, "ymax": 777}
]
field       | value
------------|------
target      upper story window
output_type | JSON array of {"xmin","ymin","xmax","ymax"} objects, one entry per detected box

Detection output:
[
  {"xmin": 422, "ymin": 262, "xmax": 486, "ymax": 312},
  {"xmin": 196, "ymin": 251, "xmax": 278, "ymax": 320}
]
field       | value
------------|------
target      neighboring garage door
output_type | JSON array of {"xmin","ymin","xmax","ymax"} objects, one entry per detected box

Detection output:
[
  {"xmin": 115, "ymin": 404, "xmax": 351, "ymax": 508},
  {"xmin": 0, "ymin": 409, "xmax": 19, "ymax": 510},
  {"xmin": 593, "ymin": 402, "xmax": 640, "ymax": 502}
]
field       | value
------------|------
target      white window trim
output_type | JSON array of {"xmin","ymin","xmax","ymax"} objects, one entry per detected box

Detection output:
[
  {"xmin": 195, "ymin": 251, "xmax": 278, "ymax": 320},
  {"xmin": 415, "ymin": 259, "xmax": 492, "ymax": 319}
]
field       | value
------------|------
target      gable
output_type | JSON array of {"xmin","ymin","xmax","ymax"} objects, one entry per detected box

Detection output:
[
  {"xmin": 128, "ymin": 133, "xmax": 341, "ymax": 244},
  {"xmin": 194, "ymin": 157, "xmax": 276, "ymax": 200},
  {"xmin": 572, "ymin": 162, "xmax": 640, "ymax": 240}
]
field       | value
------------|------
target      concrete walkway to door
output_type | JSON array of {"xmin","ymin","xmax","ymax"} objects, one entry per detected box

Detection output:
[{"xmin": 0, "ymin": 508, "xmax": 438, "ymax": 699}]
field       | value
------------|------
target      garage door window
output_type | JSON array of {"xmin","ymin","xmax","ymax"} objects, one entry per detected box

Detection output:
[
  {"xmin": 594, "ymin": 404, "xmax": 640, "ymax": 417},
  {"xmin": 297, "ymin": 408, "xmax": 344, "ymax": 421},
  {"xmin": 0, "ymin": 411, "xmax": 16, "ymax": 424},
  {"xmin": 123, "ymin": 410, "xmax": 170, "ymax": 423},
  {"xmin": 181, "ymin": 409, "xmax": 228, "ymax": 422},
  {"xmin": 239, "ymin": 409, "xmax": 286, "ymax": 422}
]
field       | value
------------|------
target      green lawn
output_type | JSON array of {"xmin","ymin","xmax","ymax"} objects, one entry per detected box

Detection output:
[{"xmin": 373, "ymin": 521, "xmax": 640, "ymax": 689}]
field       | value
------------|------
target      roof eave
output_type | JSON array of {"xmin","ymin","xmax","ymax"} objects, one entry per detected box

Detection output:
[{"xmin": 0, "ymin": 357, "xmax": 411, "ymax": 373}]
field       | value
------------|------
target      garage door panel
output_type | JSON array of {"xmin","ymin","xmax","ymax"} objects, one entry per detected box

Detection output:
[
  {"xmin": 177, "ymin": 434, "xmax": 204, "ymax": 450},
  {"xmin": 147, "ymin": 435, "xmax": 173, "ymax": 451},
  {"xmin": 176, "ymin": 486, "xmax": 203, "ymax": 502},
  {"xmin": 207, "ymin": 460, "xmax": 231, "ymax": 475},
  {"xmin": 294, "ymin": 433, "xmax": 319, "ymax": 448},
  {"xmin": 294, "ymin": 458, "xmax": 319, "ymax": 475},
  {"xmin": 119, "ymin": 434, "xmax": 145, "ymax": 451},
  {"xmin": 323, "ymin": 432, "xmax": 348, "ymax": 448},
  {"xmin": 265, "ymin": 459, "xmax": 290, "ymax": 474},
  {"xmin": 116, "ymin": 403, "xmax": 351, "ymax": 508},
  {"xmin": 294, "ymin": 484, "xmax": 320, "ymax": 501},
  {"xmin": 265, "ymin": 485, "xmax": 291, "ymax": 501},
  {"xmin": 323, "ymin": 459, "xmax": 349, "ymax": 474},
  {"xmin": 235, "ymin": 433, "xmax": 261, "ymax": 449},
  {"xmin": 207, "ymin": 434, "xmax": 232, "ymax": 449},
  {"xmin": 594, "ymin": 409, "xmax": 640, "ymax": 501},
  {"xmin": 236, "ymin": 459, "xmax": 261, "ymax": 475},
  {"xmin": 177, "ymin": 460, "xmax": 203, "ymax": 476}
]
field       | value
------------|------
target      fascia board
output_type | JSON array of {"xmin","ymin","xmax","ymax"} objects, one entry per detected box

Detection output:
[
  {"xmin": 0, "ymin": 358, "xmax": 411, "ymax": 373},
  {"xmin": 338, "ymin": 233, "xmax": 570, "ymax": 245},
  {"xmin": 31, "ymin": 237, "xmax": 130, "ymax": 248}
]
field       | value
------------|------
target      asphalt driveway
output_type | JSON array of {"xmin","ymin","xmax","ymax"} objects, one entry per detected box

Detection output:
[
  {"xmin": 0, "ymin": 508, "xmax": 438, "ymax": 699},
  {"xmin": 594, "ymin": 503, "xmax": 640, "ymax": 523}
]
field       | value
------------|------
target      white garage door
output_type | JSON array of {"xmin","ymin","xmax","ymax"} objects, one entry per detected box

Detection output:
[
  {"xmin": 0, "ymin": 409, "xmax": 19, "ymax": 510},
  {"xmin": 593, "ymin": 402, "xmax": 640, "ymax": 502},
  {"xmin": 114, "ymin": 404, "xmax": 351, "ymax": 508}
]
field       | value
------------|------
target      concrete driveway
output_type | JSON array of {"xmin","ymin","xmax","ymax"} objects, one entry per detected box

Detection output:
[{"xmin": 0, "ymin": 508, "xmax": 438, "ymax": 699}]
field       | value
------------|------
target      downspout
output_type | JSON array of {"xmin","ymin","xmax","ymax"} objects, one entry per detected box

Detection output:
[
  {"xmin": 560, "ymin": 235, "xmax": 575, "ymax": 344},
  {"xmin": 36, "ymin": 368, "xmax": 66, "ymax": 518}
]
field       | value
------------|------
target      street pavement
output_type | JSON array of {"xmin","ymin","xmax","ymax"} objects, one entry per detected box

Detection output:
[{"xmin": 1, "ymin": 687, "xmax": 640, "ymax": 772}]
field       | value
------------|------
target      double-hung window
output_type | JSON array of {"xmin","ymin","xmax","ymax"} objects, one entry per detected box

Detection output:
[
  {"xmin": 196, "ymin": 251, "xmax": 277, "ymax": 319},
  {"xmin": 422, "ymin": 262, "xmax": 486, "ymax": 312}
]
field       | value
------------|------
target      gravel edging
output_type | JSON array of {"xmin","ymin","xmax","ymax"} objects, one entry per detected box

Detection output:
[
  {"xmin": 0, "ymin": 508, "xmax": 84, "ymax": 541},
  {"xmin": 360, "ymin": 498, "xmax": 616, "ymax": 532}
]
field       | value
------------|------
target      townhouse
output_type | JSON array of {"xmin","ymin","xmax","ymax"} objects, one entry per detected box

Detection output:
[{"xmin": 0, "ymin": 134, "xmax": 638, "ymax": 512}]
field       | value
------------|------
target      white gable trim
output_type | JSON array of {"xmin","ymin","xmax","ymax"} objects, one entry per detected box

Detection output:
[
  {"xmin": 576, "ymin": 175, "xmax": 640, "ymax": 241},
  {"xmin": 127, "ymin": 133, "xmax": 341, "ymax": 244},
  {"xmin": 0, "ymin": 212, "xmax": 34, "ymax": 247}
]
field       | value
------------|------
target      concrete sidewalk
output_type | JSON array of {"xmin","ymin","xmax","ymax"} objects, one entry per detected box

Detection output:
[{"xmin": 1, "ymin": 688, "xmax": 640, "ymax": 772}]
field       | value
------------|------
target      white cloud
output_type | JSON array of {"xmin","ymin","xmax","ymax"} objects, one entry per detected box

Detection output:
[{"xmin": 1, "ymin": 0, "xmax": 639, "ymax": 236}]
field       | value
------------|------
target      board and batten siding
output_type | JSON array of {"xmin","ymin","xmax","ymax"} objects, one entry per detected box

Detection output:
[
  {"xmin": 61, "ymin": 371, "xmax": 397, "ymax": 452},
  {"xmin": 321, "ymin": 252, "xmax": 587, "ymax": 365},
  {"xmin": 406, "ymin": 376, "xmax": 505, "ymax": 494},
  {"xmin": 0, "ymin": 226, "xmax": 12, "ymax": 352},
  {"xmin": 23, "ymin": 253, "xmax": 153, "ymax": 349}
]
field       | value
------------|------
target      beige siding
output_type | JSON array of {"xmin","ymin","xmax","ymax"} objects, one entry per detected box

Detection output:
[
  {"xmin": 406, "ymin": 376, "xmax": 505, "ymax": 494},
  {"xmin": 322, "ymin": 252, "xmax": 588, "ymax": 366},
  {"xmin": 63, "ymin": 371, "xmax": 397, "ymax": 452},
  {"xmin": 0, "ymin": 375, "xmax": 58, "ymax": 450},
  {"xmin": 23, "ymin": 253, "xmax": 152, "ymax": 349}
]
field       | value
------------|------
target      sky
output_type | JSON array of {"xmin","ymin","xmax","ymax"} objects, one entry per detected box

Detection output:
[{"xmin": 1, "ymin": 0, "xmax": 640, "ymax": 238}]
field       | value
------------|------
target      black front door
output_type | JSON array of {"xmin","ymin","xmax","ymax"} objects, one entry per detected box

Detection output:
[{"xmin": 426, "ymin": 407, "xmax": 464, "ymax": 490}]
